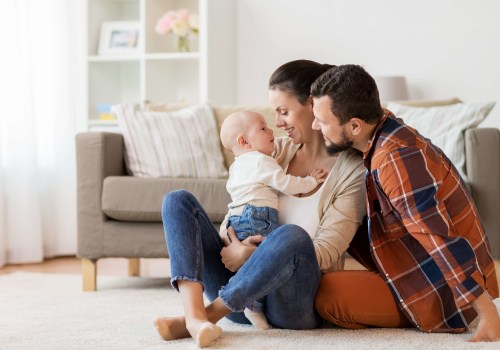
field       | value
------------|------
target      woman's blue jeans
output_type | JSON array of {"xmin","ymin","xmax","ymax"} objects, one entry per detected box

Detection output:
[{"xmin": 162, "ymin": 190, "xmax": 322, "ymax": 329}]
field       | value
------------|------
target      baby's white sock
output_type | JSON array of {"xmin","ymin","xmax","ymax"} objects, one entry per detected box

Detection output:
[{"xmin": 244, "ymin": 304, "xmax": 271, "ymax": 330}]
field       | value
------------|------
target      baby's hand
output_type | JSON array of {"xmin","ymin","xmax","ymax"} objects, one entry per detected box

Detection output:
[{"xmin": 309, "ymin": 168, "xmax": 328, "ymax": 184}]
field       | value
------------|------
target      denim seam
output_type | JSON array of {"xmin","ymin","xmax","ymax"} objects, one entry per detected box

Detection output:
[{"xmin": 194, "ymin": 207, "xmax": 202, "ymax": 282}]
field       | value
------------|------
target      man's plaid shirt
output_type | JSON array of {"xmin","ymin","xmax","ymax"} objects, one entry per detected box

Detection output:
[{"xmin": 362, "ymin": 111, "xmax": 499, "ymax": 332}]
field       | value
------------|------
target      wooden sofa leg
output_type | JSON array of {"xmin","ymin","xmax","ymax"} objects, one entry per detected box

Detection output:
[
  {"xmin": 82, "ymin": 258, "xmax": 97, "ymax": 292},
  {"xmin": 128, "ymin": 258, "xmax": 140, "ymax": 277}
]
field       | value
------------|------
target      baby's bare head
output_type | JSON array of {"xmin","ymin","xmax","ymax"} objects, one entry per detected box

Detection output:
[{"xmin": 220, "ymin": 110, "xmax": 264, "ymax": 153}]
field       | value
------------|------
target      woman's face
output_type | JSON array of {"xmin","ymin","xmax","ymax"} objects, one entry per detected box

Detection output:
[{"xmin": 268, "ymin": 88, "xmax": 315, "ymax": 145}]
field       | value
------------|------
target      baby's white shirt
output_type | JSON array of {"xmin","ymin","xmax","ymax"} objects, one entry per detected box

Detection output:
[{"xmin": 226, "ymin": 151, "xmax": 317, "ymax": 213}]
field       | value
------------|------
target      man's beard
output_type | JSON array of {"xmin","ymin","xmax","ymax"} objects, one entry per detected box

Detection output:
[{"xmin": 325, "ymin": 130, "xmax": 353, "ymax": 155}]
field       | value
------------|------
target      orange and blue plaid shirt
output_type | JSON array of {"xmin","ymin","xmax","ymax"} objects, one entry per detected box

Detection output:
[{"xmin": 361, "ymin": 110, "xmax": 499, "ymax": 332}]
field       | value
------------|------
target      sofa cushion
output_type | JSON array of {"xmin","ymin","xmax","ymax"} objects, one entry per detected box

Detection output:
[
  {"xmin": 112, "ymin": 103, "xmax": 228, "ymax": 179},
  {"xmin": 102, "ymin": 176, "xmax": 231, "ymax": 223},
  {"xmin": 130, "ymin": 102, "xmax": 284, "ymax": 170}
]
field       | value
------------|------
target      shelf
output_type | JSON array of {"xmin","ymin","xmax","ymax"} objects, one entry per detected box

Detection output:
[
  {"xmin": 88, "ymin": 120, "xmax": 118, "ymax": 126},
  {"xmin": 88, "ymin": 55, "xmax": 141, "ymax": 62},
  {"xmin": 88, "ymin": 119, "xmax": 120, "ymax": 133},
  {"xmin": 88, "ymin": 52, "xmax": 200, "ymax": 62},
  {"xmin": 82, "ymin": 0, "xmax": 236, "ymax": 131},
  {"xmin": 145, "ymin": 52, "xmax": 200, "ymax": 60}
]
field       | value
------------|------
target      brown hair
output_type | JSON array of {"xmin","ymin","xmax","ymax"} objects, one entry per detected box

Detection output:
[
  {"xmin": 310, "ymin": 64, "xmax": 383, "ymax": 125},
  {"xmin": 269, "ymin": 60, "xmax": 335, "ymax": 105}
]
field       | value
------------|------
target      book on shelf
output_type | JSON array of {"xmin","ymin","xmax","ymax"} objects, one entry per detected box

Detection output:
[{"xmin": 97, "ymin": 103, "xmax": 116, "ymax": 121}]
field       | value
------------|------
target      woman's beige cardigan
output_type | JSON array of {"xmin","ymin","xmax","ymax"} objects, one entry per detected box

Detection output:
[{"xmin": 220, "ymin": 137, "xmax": 367, "ymax": 273}]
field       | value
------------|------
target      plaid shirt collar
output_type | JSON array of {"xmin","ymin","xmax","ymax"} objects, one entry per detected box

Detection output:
[{"xmin": 362, "ymin": 109, "xmax": 395, "ymax": 162}]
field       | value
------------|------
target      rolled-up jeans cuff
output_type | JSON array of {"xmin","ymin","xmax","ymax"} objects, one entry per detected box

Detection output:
[
  {"xmin": 171, "ymin": 276, "xmax": 205, "ymax": 292},
  {"xmin": 218, "ymin": 285, "xmax": 245, "ymax": 312}
]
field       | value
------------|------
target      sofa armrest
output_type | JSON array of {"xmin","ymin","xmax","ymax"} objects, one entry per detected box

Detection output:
[
  {"xmin": 465, "ymin": 128, "xmax": 500, "ymax": 258},
  {"xmin": 76, "ymin": 132, "xmax": 126, "ymax": 258}
]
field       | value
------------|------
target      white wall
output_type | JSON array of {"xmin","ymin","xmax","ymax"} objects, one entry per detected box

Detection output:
[{"xmin": 236, "ymin": 0, "xmax": 500, "ymax": 129}]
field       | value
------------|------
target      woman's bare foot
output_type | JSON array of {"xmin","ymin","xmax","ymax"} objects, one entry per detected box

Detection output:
[
  {"xmin": 186, "ymin": 319, "xmax": 222, "ymax": 348},
  {"xmin": 154, "ymin": 316, "xmax": 190, "ymax": 340}
]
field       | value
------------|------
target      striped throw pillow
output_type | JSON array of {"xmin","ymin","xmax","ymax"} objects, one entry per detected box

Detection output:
[{"xmin": 112, "ymin": 103, "xmax": 228, "ymax": 178}]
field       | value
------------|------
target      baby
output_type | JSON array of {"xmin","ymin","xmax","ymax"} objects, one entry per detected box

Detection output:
[{"xmin": 219, "ymin": 110, "xmax": 326, "ymax": 329}]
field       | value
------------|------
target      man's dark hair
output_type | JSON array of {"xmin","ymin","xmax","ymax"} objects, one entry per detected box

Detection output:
[
  {"xmin": 310, "ymin": 64, "xmax": 383, "ymax": 125},
  {"xmin": 269, "ymin": 60, "xmax": 336, "ymax": 105}
]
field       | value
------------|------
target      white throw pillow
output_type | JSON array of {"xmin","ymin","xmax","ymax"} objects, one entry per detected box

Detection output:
[
  {"xmin": 112, "ymin": 103, "xmax": 228, "ymax": 178},
  {"xmin": 386, "ymin": 101, "xmax": 495, "ymax": 181}
]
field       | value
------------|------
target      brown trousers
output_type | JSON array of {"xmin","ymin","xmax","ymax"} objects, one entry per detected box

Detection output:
[{"xmin": 315, "ymin": 270, "xmax": 413, "ymax": 329}]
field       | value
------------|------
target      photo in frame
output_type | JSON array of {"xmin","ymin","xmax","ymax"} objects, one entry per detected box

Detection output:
[{"xmin": 98, "ymin": 21, "xmax": 141, "ymax": 55}]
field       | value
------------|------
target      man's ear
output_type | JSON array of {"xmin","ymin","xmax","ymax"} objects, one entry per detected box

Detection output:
[
  {"xmin": 349, "ymin": 118, "xmax": 364, "ymax": 136},
  {"xmin": 236, "ymin": 134, "xmax": 250, "ymax": 149}
]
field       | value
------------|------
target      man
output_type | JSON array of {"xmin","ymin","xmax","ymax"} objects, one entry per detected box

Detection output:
[{"xmin": 311, "ymin": 64, "xmax": 500, "ymax": 341}]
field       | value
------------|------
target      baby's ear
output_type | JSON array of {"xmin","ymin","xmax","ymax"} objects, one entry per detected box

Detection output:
[{"xmin": 237, "ymin": 134, "xmax": 250, "ymax": 149}]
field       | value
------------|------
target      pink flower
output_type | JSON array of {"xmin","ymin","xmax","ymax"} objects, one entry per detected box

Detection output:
[
  {"xmin": 176, "ymin": 8, "xmax": 191, "ymax": 21},
  {"xmin": 155, "ymin": 12, "xmax": 175, "ymax": 34},
  {"xmin": 155, "ymin": 9, "xmax": 199, "ymax": 37}
]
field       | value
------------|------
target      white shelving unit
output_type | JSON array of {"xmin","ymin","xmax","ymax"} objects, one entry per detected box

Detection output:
[{"xmin": 83, "ymin": 0, "xmax": 236, "ymax": 131}]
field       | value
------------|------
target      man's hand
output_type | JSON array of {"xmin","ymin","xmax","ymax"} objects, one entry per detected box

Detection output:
[
  {"xmin": 468, "ymin": 292, "xmax": 500, "ymax": 342},
  {"xmin": 220, "ymin": 227, "xmax": 264, "ymax": 272}
]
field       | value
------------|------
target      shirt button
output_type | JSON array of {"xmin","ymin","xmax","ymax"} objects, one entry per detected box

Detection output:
[
  {"xmin": 385, "ymin": 273, "xmax": 389, "ymax": 277},
  {"xmin": 399, "ymin": 299, "xmax": 403, "ymax": 303}
]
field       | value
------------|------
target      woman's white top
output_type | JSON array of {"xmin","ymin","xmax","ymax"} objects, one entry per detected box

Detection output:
[{"xmin": 278, "ymin": 173, "xmax": 329, "ymax": 238}]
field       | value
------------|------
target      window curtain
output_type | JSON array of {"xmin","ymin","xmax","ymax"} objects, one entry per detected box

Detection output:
[{"xmin": 0, "ymin": 0, "xmax": 84, "ymax": 267}]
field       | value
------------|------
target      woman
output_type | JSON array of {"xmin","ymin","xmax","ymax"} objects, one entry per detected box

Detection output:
[{"xmin": 154, "ymin": 60, "xmax": 366, "ymax": 348}]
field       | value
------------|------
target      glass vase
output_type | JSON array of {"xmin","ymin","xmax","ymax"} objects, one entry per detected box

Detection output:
[{"xmin": 176, "ymin": 35, "xmax": 190, "ymax": 52}]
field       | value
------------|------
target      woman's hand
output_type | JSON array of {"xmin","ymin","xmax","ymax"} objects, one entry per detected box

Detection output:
[{"xmin": 220, "ymin": 227, "xmax": 265, "ymax": 272}]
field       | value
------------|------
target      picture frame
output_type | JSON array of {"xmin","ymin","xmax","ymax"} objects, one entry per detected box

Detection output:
[{"xmin": 98, "ymin": 21, "xmax": 141, "ymax": 55}]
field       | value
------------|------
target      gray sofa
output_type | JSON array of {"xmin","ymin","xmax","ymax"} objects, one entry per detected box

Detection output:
[{"xmin": 76, "ymin": 102, "xmax": 500, "ymax": 291}]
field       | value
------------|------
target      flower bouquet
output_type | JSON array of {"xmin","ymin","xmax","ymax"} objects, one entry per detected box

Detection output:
[{"xmin": 155, "ymin": 9, "xmax": 199, "ymax": 52}]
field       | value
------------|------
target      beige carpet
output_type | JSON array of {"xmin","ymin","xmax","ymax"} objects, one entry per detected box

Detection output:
[{"xmin": 1, "ymin": 272, "xmax": 499, "ymax": 350}]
